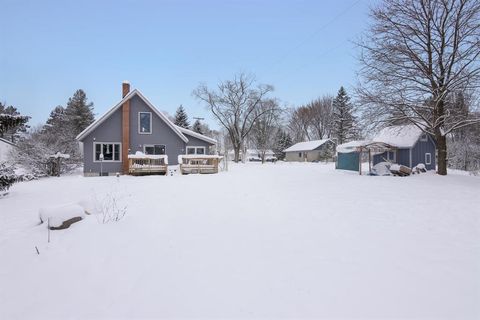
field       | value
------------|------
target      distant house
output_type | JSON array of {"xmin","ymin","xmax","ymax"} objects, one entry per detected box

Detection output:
[
  {"xmin": 0, "ymin": 138, "xmax": 15, "ymax": 162},
  {"xmin": 372, "ymin": 125, "xmax": 436, "ymax": 170},
  {"xmin": 283, "ymin": 139, "xmax": 335, "ymax": 162},
  {"xmin": 76, "ymin": 82, "xmax": 216, "ymax": 176}
]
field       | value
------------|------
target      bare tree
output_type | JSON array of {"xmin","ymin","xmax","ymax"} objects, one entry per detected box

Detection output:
[
  {"xmin": 287, "ymin": 106, "xmax": 312, "ymax": 142},
  {"xmin": 193, "ymin": 73, "xmax": 274, "ymax": 162},
  {"xmin": 287, "ymin": 95, "xmax": 334, "ymax": 142},
  {"xmin": 308, "ymin": 95, "xmax": 334, "ymax": 139},
  {"xmin": 357, "ymin": 0, "xmax": 480, "ymax": 175},
  {"xmin": 250, "ymin": 99, "xmax": 283, "ymax": 163}
]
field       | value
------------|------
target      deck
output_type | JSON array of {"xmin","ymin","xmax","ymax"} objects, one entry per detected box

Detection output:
[
  {"xmin": 179, "ymin": 155, "xmax": 222, "ymax": 175},
  {"xmin": 128, "ymin": 154, "xmax": 168, "ymax": 175}
]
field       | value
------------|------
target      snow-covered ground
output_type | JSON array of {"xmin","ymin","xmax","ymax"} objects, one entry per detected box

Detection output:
[{"xmin": 0, "ymin": 162, "xmax": 479, "ymax": 319}]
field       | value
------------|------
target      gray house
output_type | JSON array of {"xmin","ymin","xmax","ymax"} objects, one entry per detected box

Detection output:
[
  {"xmin": 372, "ymin": 125, "xmax": 436, "ymax": 170},
  {"xmin": 283, "ymin": 139, "xmax": 335, "ymax": 162},
  {"xmin": 76, "ymin": 82, "xmax": 216, "ymax": 176}
]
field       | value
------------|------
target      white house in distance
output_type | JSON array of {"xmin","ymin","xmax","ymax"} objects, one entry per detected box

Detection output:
[
  {"xmin": 283, "ymin": 139, "xmax": 335, "ymax": 162},
  {"xmin": 0, "ymin": 138, "xmax": 15, "ymax": 162}
]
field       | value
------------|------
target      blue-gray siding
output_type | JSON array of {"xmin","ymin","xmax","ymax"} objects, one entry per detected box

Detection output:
[
  {"xmin": 372, "ymin": 135, "xmax": 436, "ymax": 170},
  {"xmin": 80, "ymin": 94, "xmax": 213, "ymax": 174}
]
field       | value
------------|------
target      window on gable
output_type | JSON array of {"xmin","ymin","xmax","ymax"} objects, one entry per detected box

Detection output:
[
  {"xmin": 139, "ymin": 112, "xmax": 152, "ymax": 134},
  {"xmin": 144, "ymin": 144, "xmax": 165, "ymax": 155},
  {"xmin": 420, "ymin": 133, "xmax": 428, "ymax": 141},
  {"xmin": 94, "ymin": 143, "xmax": 121, "ymax": 161}
]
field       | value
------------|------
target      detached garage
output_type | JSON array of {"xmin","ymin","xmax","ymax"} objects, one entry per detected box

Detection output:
[{"xmin": 283, "ymin": 139, "xmax": 335, "ymax": 162}]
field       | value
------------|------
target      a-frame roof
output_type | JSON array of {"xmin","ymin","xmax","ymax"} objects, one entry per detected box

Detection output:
[{"xmin": 76, "ymin": 89, "xmax": 189, "ymax": 142}]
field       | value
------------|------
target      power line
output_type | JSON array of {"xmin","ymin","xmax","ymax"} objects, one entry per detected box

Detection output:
[{"xmin": 268, "ymin": 0, "xmax": 363, "ymax": 72}]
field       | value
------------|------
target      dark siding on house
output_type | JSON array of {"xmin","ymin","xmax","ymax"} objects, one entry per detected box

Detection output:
[
  {"xmin": 128, "ymin": 95, "xmax": 185, "ymax": 165},
  {"xmin": 184, "ymin": 133, "xmax": 212, "ymax": 154},
  {"xmin": 411, "ymin": 135, "xmax": 436, "ymax": 170},
  {"xmin": 82, "ymin": 107, "xmax": 123, "ymax": 174},
  {"xmin": 372, "ymin": 136, "xmax": 436, "ymax": 170}
]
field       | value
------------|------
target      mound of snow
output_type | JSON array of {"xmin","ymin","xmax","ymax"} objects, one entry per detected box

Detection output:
[
  {"xmin": 372, "ymin": 162, "xmax": 392, "ymax": 176},
  {"xmin": 39, "ymin": 204, "xmax": 86, "ymax": 228}
]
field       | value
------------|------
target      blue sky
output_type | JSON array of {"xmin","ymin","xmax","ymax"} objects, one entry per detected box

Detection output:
[{"xmin": 1, "ymin": 0, "xmax": 372, "ymax": 129}]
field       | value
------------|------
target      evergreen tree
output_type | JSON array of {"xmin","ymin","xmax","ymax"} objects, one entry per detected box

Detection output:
[
  {"xmin": 174, "ymin": 105, "xmax": 190, "ymax": 128},
  {"xmin": 192, "ymin": 119, "xmax": 203, "ymax": 134},
  {"xmin": 64, "ymin": 89, "xmax": 95, "ymax": 136},
  {"xmin": 0, "ymin": 162, "xmax": 16, "ymax": 193},
  {"xmin": 0, "ymin": 102, "xmax": 30, "ymax": 142},
  {"xmin": 42, "ymin": 106, "xmax": 68, "ymax": 146},
  {"xmin": 273, "ymin": 129, "xmax": 293, "ymax": 160},
  {"xmin": 332, "ymin": 86, "xmax": 356, "ymax": 144}
]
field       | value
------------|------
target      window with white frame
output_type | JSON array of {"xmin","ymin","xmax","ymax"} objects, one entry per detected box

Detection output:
[
  {"xmin": 138, "ymin": 112, "xmax": 152, "ymax": 134},
  {"xmin": 94, "ymin": 143, "xmax": 121, "ymax": 161},
  {"xmin": 420, "ymin": 133, "xmax": 428, "ymax": 141},
  {"xmin": 144, "ymin": 144, "xmax": 165, "ymax": 155},
  {"xmin": 425, "ymin": 153, "xmax": 432, "ymax": 165},
  {"xmin": 186, "ymin": 146, "xmax": 206, "ymax": 155}
]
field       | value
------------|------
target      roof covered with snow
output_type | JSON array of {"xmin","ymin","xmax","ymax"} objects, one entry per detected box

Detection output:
[
  {"xmin": 75, "ymin": 89, "xmax": 215, "ymax": 145},
  {"xmin": 372, "ymin": 125, "xmax": 424, "ymax": 148},
  {"xmin": 0, "ymin": 138, "xmax": 16, "ymax": 146},
  {"xmin": 176, "ymin": 126, "xmax": 216, "ymax": 145},
  {"xmin": 336, "ymin": 140, "xmax": 369, "ymax": 153},
  {"xmin": 283, "ymin": 139, "xmax": 333, "ymax": 153}
]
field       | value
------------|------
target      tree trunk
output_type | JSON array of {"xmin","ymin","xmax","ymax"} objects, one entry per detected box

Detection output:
[
  {"xmin": 233, "ymin": 146, "xmax": 241, "ymax": 163},
  {"xmin": 436, "ymin": 133, "xmax": 447, "ymax": 175}
]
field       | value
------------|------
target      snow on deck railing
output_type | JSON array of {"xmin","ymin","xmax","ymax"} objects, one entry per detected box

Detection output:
[
  {"xmin": 128, "ymin": 151, "xmax": 168, "ymax": 163},
  {"xmin": 178, "ymin": 154, "xmax": 223, "ymax": 163}
]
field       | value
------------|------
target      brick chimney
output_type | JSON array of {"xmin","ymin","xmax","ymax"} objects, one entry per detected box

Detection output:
[{"xmin": 121, "ymin": 81, "xmax": 130, "ymax": 174}]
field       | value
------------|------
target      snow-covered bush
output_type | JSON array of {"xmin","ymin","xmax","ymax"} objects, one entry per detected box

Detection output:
[
  {"xmin": 0, "ymin": 162, "xmax": 17, "ymax": 194},
  {"xmin": 94, "ymin": 191, "xmax": 128, "ymax": 224}
]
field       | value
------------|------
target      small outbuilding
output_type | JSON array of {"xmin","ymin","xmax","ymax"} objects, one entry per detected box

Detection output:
[
  {"xmin": 336, "ymin": 140, "xmax": 368, "ymax": 171},
  {"xmin": 283, "ymin": 139, "xmax": 335, "ymax": 162},
  {"xmin": 335, "ymin": 124, "xmax": 437, "ymax": 174},
  {"xmin": 372, "ymin": 125, "xmax": 436, "ymax": 170}
]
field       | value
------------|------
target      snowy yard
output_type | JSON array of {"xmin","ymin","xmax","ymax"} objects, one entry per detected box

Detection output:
[{"xmin": 0, "ymin": 162, "xmax": 479, "ymax": 319}]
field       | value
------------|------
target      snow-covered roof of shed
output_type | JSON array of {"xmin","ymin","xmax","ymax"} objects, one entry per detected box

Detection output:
[
  {"xmin": 283, "ymin": 139, "xmax": 332, "ymax": 152},
  {"xmin": 372, "ymin": 125, "xmax": 423, "ymax": 148},
  {"xmin": 0, "ymin": 137, "xmax": 16, "ymax": 146},
  {"xmin": 336, "ymin": 140, "xmax": 369, "ymax": 153}
]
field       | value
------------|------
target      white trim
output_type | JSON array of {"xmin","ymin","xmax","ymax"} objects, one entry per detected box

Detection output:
[
  {"xmin": 76, "ymin": 89, "xmax": 188, "ymax": 143},
  {"xmin": 176, "ymin": 126, "xmax": 217, "ymax": 144},
  {"xmin": 144, "ymin": 144, "xmax": 166, "ymax": 155},
  {"xmin": 138, "ymin": 111, "xmax": 152, "ymax": 134},
  {"xmin": 425, "ymin": 153, "xmax": 432, "ymax": 165},
  {"xmin": 93, "ymin": 142, "xmax": 122, "ymax": 162},
  {"xmin": 186, "ymin": 146, "xmax": 206, "ymax": 155},
  {"xmin": 387, "ymin": 150, "xmax": 396, "ymax": 162}
]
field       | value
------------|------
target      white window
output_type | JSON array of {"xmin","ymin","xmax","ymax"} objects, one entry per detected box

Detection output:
[
  {"xmin": 387, "ymin": 151, "xmax": 396, "ymax": 162},
  {"xmin": 138, "ymin": 112, "xmax": 152, "ymax": 134},
  {"xmin": 425, "ymin": 153, "xmax": 432, "ymax": 165},
  {"xmin": 144, "ymin": 144, "xmax": 166, "ymax": 155},
  {"xmin": 420, "ymin": 133, "xmax": 428, "ymax": 141},
  {"xmin": 94, "ymin": 143, "xmax": 121, "ymax": 162},
  {"xmin": 186, "ymin": 146, "xmax": 206, "ymax": 155}
]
